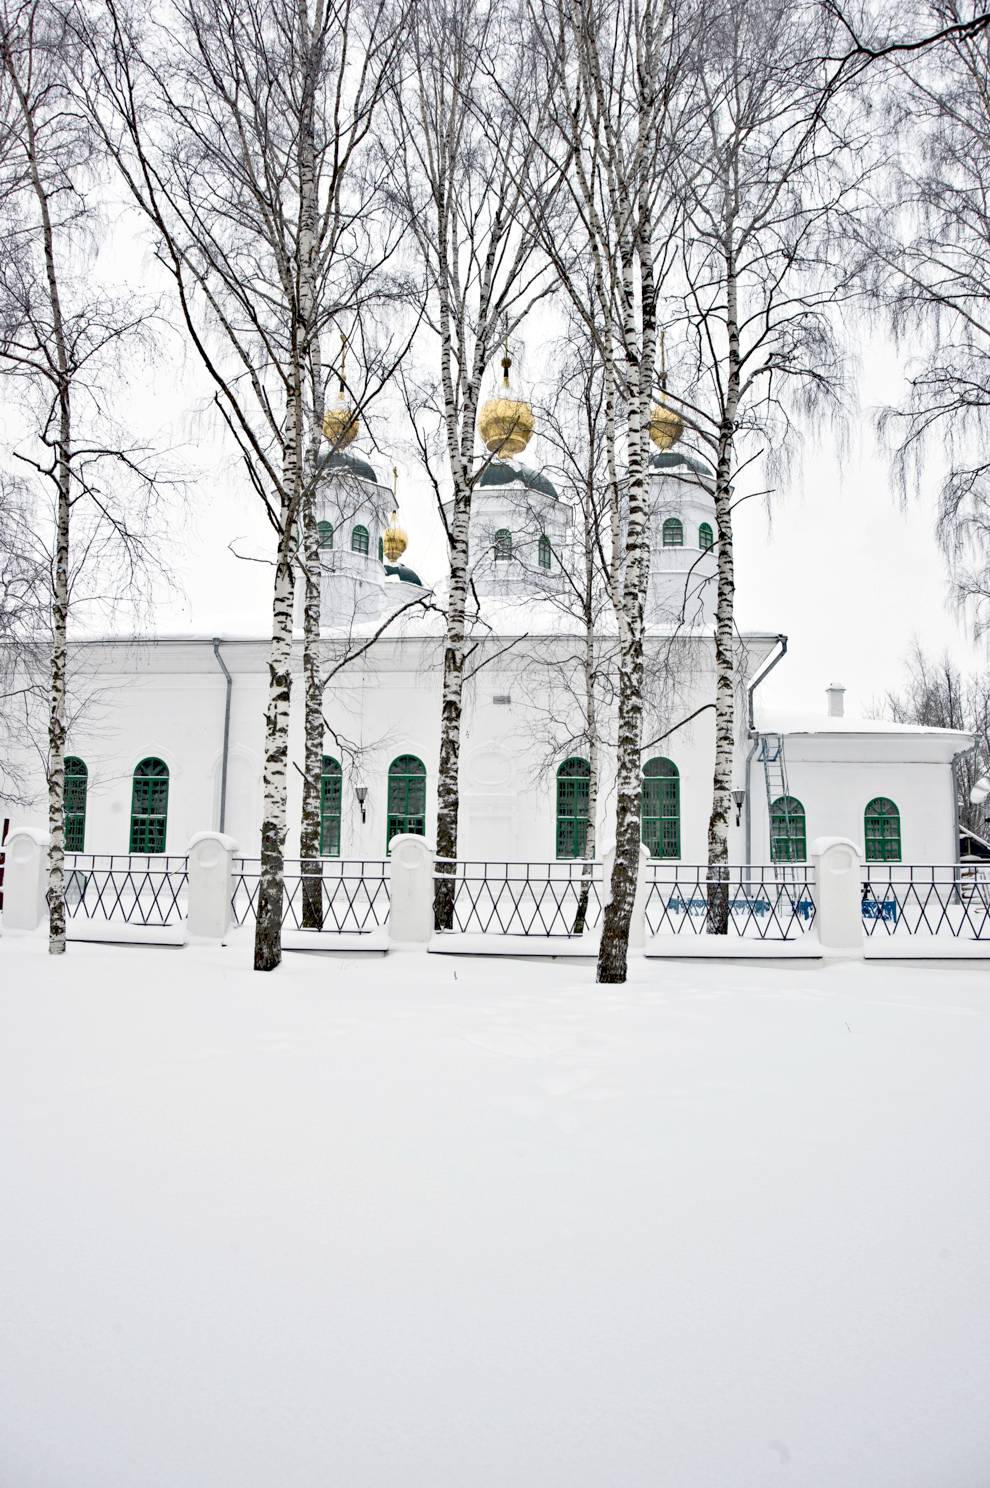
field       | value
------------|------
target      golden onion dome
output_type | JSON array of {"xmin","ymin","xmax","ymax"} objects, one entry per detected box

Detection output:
[
  {"xmin": 322, "ymin": 396, "xmax": 359, "ymax": 450},
  {"xmin": 649, "ymin": 399, "xmax": 684, "ymax": 451},
  {"xmin": 478, "ymin": 352, "xmax": 535, "ymax": 457},
  {"xmin": 323, "ymin": 331, "xmax": 359, "ymax": 448},
  {"xmin": 383, "ymin": 509, "xmax": 408, "ymax": 562}
]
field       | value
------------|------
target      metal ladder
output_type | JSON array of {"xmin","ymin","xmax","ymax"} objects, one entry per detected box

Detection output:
[{"xmin": 759, "ymin": 733, "xmax": 796, "ymax": 870}]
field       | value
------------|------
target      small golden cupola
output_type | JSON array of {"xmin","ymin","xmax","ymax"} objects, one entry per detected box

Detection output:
[
  {"xmin": 383, "ymin": 467, "xmax": 408, "ymax": 562},
  {"xmin": 649, "ymin": 331, "xmax": 684, "ymax": 451},
  {"xmin": 477, "ymin": 346, "xmax": 535, "ymax": 457},
  {"xmin": 322, "ymin": 333, "xmax": 360, "ymax": 449}
]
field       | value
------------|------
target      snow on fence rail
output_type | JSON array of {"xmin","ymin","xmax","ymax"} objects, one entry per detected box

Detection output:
[
  {"xmin": 64, "ymin": 853, "xmax": 189, "ymax": 926},
  {"xmin": 644, "ymin": 862, "xmax": 817, "ymax": 940},
  {"xmin": 433, "ymin": 859, "xmax": 604, "ymax": 937},
  {"xmin": 861, "ymin": 864, "xmax": 990, "ymax": 938},
  {"xmin": 230, "ymin": 857, "xmax": 390, "ymax": 933}
]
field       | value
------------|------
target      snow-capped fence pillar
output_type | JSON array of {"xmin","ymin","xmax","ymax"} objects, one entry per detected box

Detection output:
[
  {"xmin": 1, "ymin": 826, "xmax": 50, "ymax": 932},
  {"xmin": 601, "ymin": 841, "xmax": 650, "ymax": 949},
  {"xmin": 186, "ymin": 832, "xmax": 238, "ymax": 942},
  {"xmin": 389, "ymin": 835, "xmax": 436, "ymax": 943},
  {"xmin": 811, "ymin": 836, "xmax": 865, "ymax": 957}
]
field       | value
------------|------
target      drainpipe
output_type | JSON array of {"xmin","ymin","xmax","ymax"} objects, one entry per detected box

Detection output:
[
  {"xmin": 744, "ymin": 634, "xmax": 788, "ymax": 870},
  {"xmin": 212, "ymin": 638, "xmax": 233, "ymax": 834}
]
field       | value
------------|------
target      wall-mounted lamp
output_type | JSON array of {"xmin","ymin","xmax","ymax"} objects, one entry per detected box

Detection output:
[
  {"xmin": 732, "ymin": 788, "xmax": 746, "ymax": 828},
  {"xmin": 355, "ymin": 784, "xmax": 368, "ymax": 823}
]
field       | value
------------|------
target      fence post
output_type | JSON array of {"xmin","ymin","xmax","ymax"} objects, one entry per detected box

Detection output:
[
  {"xmin": 1, "ymin": 826, "xmax": 50, "ymax": 932},
  {"xmin": 810, "ymin": 836, "xmax": 865, "ymax": 957},
  {"xmin": 389, "ymin": 834, "xmax": 436, "ymax": 943},
  {"xmin": 600, "ymin": 840, "xmax": 650, "ymax": 947},
  {"xmin": 186, "ymin": 832, "xmax": 238, "ymax": 942}
]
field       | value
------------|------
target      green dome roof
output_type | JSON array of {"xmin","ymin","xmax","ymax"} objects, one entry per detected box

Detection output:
[
  {"xmin": 385, "ymin": 562, "xmax": 424, "ymax": 586},
  {"xmin": 478, "ymin": 460, "xmax": 558, "ymax": 500},
  {"xmin": 649, "ymin": 449, "xmax": 712, "ymax": 481},
  {"xmin": 327, "ymin": 450, "xmax": 378, "ymax": 484}
]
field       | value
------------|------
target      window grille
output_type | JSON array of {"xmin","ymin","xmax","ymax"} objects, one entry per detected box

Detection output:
[
  {"xmin": 129, "ymin": 757, "xmax": 169, "ymax": 854},
  {"xmin": 538, "ymin": 534, "xmax": 552, "ymax": 570},
  {"xmin": 387, "ymin": 754, "xmax": 427, "ymax": 850},
  {"xmin": 698, "ymin": 522, "xmax": 714, "ymax": 551},
  {"xmin": 317, "ymin": 520, "xmax": 333, "ymax": 549},
  {"xmin": 662, "ymin": 517, "xmax": 684, "ymax": 547},
  {"xmin": 556, "ymin": 757, "xmax": 591, "ymax": 859},
  {"xmin": 642, "ymin": 757, "xmax": 680, "ymax": 858},
  {"xmin": 64, "ymin": 756, "xmax": 88, "ymax": 852},
  {"xmin": 320, "ymin": 755, "xmax": 342, "ymax": 857},
  {"xmin": 864, "ymin": 797, "xmax": 901, "ymax": 862},
  {"xmin": 770, "ymin": 795, "xmax": 807, "ymax": 862},
  {"xmin": 351, "ymin": 524, "xmax": 369, "ymax": 555},
  {"xmin": 493, "ymin": 528, "xmax": 512, "ymax": 560}
]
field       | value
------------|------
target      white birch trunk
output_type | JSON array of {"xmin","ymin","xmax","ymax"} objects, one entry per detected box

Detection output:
[
  {"xmin": 254, "ymin": 381, "xmax": 303, "ymax": 971},
  {"xmin": 597, "ymin": 243, "xmax": 657, "ymax": 984},
  {"xmin": 706, "ymin": 245, "xmax": 740, "ymax": 935}
]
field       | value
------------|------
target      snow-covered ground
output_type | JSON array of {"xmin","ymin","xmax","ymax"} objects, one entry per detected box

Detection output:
[{"xmin": 1, "ymin": 938, "xmax": 988, "ymax": 1488}]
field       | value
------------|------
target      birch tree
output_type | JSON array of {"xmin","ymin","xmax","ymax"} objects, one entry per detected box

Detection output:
[
  {"xmin": 667, "ymin": 0, "xmax": 867, "ymax": 929},
  {"xmin": 83, "ymin": 0, "xmax": 407, "ymax": 970},
  {"xmin": 522, "ymin": 0, "xmax": 699, "ymax": 981},
  {"xmin": 386, "ymin": 0, "xmax": 561, "ymax": 929},
  {"xmin": 0, "ymin": 0, "xmax": 165, "ymax": 953},
  {"xmin": 854, "ymin": 3, "xmax": 990, "ymax": 634}
]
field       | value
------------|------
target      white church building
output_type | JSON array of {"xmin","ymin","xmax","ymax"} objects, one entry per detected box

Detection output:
[{"xmin": 1, "ymin": 388, "xmax": 971, "ymax": 879}]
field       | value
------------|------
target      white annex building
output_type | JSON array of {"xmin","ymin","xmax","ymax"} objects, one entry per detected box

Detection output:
[{"xmin": 0, "ymin": 387, "xmax": 972, "ymax": 877}]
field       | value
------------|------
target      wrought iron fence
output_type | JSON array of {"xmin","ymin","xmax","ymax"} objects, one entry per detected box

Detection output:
[
  {"xmin": 63, "ymin": 853, "xmax": 189, "ymax": 925},
  {"xmin": 434, "ymin": 859, "xmax": 603, "ymax": 936},
  {"xmin": 861, "ymin": 864, "xmax": 990, "ymax": 938},
  {"xmin": 644, "ymin": 862, "xmax": 816, "ymax": 939},
  {"xmin": 230, "ymin": 857, "xmax": 390, "ymax": 933}
]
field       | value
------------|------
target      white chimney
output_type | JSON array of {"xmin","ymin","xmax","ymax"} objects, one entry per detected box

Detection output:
[{"xmin": 826, "ymin": 684, "xmax": 845, "ymax": 719}]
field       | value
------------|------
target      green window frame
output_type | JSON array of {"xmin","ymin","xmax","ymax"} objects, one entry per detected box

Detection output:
[
  {"xmin": 493, "ymin": 528, "xmax": 512, "ymax": 560},
  {"xmin": 642, "ymin": 757, "xmax": 680, "ymax": 858},
  {"xmin": 538, "ymin": 534, "xmax": 552, "ymax": 570},
  {"xmin": 387, "ymin": 754, "xmax": 426, "ymax": 850},
  {"xmin": 64, "ymin": 755, "xmax": 88, "ymax": 852},
  {"xmin": 556, "ymin": 756, "xmax": 591, "ymax": 859},
  {"xmin": 698, "ymin": 522, "xmax": 714, "ymax": 550},
  {"xmin": 351, "ymin": 524, "xmax": 369, "ymax": 555},
  {"xmin": 864, "ymin": 796, "xmax": 901, "ymax": 862},
  {"xmin": 129, "ymin": 756, "xmax": 169, "ymax": 853},
  {"xmin": 662, "ymin": 517, "xmax": 684, "ymax": 547},
  {"xmin": 770, "ymin": 795, "xmax": 807, "ymax": 862},
  {"xmin": 317, "ymin": 520, "xmax": 333, "ymax": 549},
  {"xmin": 320, "ymin": 755, "xmax": 342, "ymax": 857}
]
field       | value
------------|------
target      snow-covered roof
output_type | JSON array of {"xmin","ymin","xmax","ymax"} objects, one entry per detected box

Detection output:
[{"xmin": 759, "ymin": 707, "xmax": 972, "ymax": 742}]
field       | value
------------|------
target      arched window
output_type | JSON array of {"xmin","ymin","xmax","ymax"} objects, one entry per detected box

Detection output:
[
  {"xmin": 351, "ymin": 524, "xmax": 369, "ymax": 555},
  {"xmin": 64, "ymin": 756, "xmax": 88, "ymax": 852},
  {"xmin": 642, "ymin": 757, "xmax": 680, "ymax": 858},
  {"xmin": 320, "ymin": 756, "xmax": 342, "ymax": 857},
  {"xmin": 864, "ymin": 797, "xmax": 901, "ymax": 862},
  {"xmin": 770, "ymin": 795, "xmax": 807, "ymax": 862},
  {"xmin": 556, "ymin": 757, "xmax": 591, "ymax": 859},
  {"xmin": 538, "ymin": 534, "xmax": 552, "ymax": 570},
  {"xmin": 698, "ymin": 522, "xmax": 714, "ymax": 551},
  {"xmin": 317, "ymin": 520, "xmax": 333, "ymax": 550},
  {"xmin": 387, "ymin": 754, "xmax": 427, "ymax": 850},
  {"xmin": 493, "ymin": 528, "xmax": 512, "ymax": 560},
  {"xmin": 129, "ymin": 757, "xmax": 169, "ymax": 853},
  {"xmin": 662, "ymin": 517, "xmax": 684, "ymax": 547}
]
